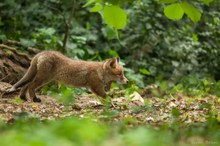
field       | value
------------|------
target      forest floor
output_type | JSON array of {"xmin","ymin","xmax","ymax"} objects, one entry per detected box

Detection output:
[
  {"xmin": 1, "ymin": 81, "xmax": 220, "ymax": 126},
  {"xmin": 1, "ymin": 81, "xmax": 220, "ymax": 145},
  {"xmin": 1, "ymin": 43, "xmax": 220, "ymax": 145},
  {"xmin": 1, "ymin": 42, "xmax": 219, "ymax": 127}
]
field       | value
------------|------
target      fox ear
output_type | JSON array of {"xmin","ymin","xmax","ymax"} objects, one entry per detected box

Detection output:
[{"xmin": 109, "ymin": 58, "xmax": 117, "ymax": 68}]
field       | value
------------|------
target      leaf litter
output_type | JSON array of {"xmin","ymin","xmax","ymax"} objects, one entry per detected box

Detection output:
[{"xmin": 0, "ymin": 82, "xmax": 220, "ymax": 127}]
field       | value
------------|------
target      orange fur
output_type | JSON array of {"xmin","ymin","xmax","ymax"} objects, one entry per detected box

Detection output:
[{"xmin": 10, "ymin": 51, "xmax": 128, "ymax": 102}]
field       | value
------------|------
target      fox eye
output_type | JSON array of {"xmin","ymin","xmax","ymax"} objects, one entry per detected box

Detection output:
[{"xmin": 117, "ymin": 72, "xmax": 122, "ymax": 76}]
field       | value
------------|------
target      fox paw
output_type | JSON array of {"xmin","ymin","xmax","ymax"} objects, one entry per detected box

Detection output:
[
  {"xmin": 20, "ymin": 95, "xmax": 27, "ymax": 101},
  {"xmin": 33, "ymin": 97, "xmax": 41, "ymax": 102}
]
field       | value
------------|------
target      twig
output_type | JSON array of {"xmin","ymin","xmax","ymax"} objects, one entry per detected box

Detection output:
[
  {"xmin": 0, "ymin": 74, "xmax": 9, "ymax": 82},
  {"xmin": 45, "ymin": 1, "xmax": 76, "ymax": 53},
  {"xmin": 62, "ymin": 0, "xmax": 76, "ymax": 52}
]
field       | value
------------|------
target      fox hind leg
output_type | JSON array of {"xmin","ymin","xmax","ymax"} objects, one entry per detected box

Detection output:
[
  {"xmin": 28, "ymin": 78, "xmax": 51, "ymax": 102},
  {"xmin": 27, "ymin": 80, "xmax": 41, "ymax": 102},
  {"xmin": 28, "ymin": 58, "xmax": 53, "ymax": 102},
  {"xmin": 19, "ymin": 84, "xmax": 29, "ymax": 101}
]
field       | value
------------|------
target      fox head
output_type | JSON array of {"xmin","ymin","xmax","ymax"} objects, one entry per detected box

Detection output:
[{"xmin": 104, "ymin": 57, "xmax": 128, "ymax": 84}]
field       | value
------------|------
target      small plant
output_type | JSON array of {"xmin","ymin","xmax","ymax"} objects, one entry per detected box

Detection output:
[
  {"xmin": 41, "ymin": 83, "xmax": 87, "ymax": 104},
  {"xmin": 170, "ymin": 75, "xmax": 220, "ymax": 97}
]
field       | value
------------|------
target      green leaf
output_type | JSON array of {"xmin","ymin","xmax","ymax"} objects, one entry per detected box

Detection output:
[
  {"xmin": 180, "ymin": 2, "xmax": 201, "ymax": 23},
  {"xmin": 139, "ymin": 68, "xmax": 151, "ymax": 75},
  {"xmin": 38, "ymin": 27, "xmax": 56, "ymax": 36},
  {"xmin": 108, "ymin": 49, "xmax": 119, "ymax": 57},
  {"xmin": 213, "ymin": 17, "xmax": 219, "ymax": 25},
  {"xmin": 199, "ymin": 0, "xmax": 214, "ymax": 5},
  {"xmin": 83, "ymin": 0, "xmax": 102, "ymax": 7},
  {"xmin": 192, "ymin": 33, "xmax": 198, "ymax": 42},
  {"xmin": 0, "ymin": 34, "xmax": 7, "ymax": 41},
  {"xmin": 158, "ymin": 0, "xmax": 177, "ymax": 4},
  {"xmin": 102, "ymin": 26, "xmax": 116, "ymax": 40},
  {"xmin": 103, "ymin": 5, "xmax": 127, "ymax": 29},
  {"xmin": 171, "ymin": 108, "xmax": 180, "ymax": 118},
  {"xmin": 20, "ymin": 38, "xmax": 35, "ymax": 47},
  {"xmin": 90, "ymin": 3, "xmax": 102, "ymax": 12},
  {"xmin": 164, "ymin": 3, "xmax": 184, "ymax": 20}
]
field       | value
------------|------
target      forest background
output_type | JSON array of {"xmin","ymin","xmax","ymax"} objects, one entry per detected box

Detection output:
[{"xmin": 0, "ymin": 0, "xmax": 220, "ymax": 145}]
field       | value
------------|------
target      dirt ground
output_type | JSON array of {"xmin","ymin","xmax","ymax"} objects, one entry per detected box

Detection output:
[{"xmin": 1, "ymin": 81, "xmax": 220, "ymax": 126}]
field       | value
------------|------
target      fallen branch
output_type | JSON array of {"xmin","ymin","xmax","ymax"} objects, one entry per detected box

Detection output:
[{"xmin": 0, "ymin": 44, "xmax": 31, "ymax": 61}]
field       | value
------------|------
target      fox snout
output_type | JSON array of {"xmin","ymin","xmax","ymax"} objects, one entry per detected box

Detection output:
[{"xmin": 122, "ymin": 76, "xmax": 129, "ymax": 84}]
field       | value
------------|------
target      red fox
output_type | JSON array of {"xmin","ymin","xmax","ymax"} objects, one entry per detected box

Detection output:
[{"xmin": 9, "ymin": 51, "xmax": 128, "ymax": 102}]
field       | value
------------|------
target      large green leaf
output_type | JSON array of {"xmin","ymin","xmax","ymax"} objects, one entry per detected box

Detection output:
[
  {"xmin": 164, "ymin": 3, "xmax": 184, "ymax": 20},
  {"xmin": 103, "ymin": 5, "xmax": 127, "ymax": 29},
  {"xmin": 180, "ymin": 2, "xmax": 201, "ymax": 23}
]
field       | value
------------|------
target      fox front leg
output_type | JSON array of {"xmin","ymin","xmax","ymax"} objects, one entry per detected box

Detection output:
[
  {"xmin": 91, "ymin": 85, "xmax": 106, "ymax": 98},
  {"xmin": 105, "ymin": 81, "xmax": 112, "ymax": 91}
]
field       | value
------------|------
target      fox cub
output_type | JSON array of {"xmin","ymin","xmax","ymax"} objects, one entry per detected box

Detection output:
[{"xmin": 9, "ymin": 51, "xmax": 128, "ymax": 102}]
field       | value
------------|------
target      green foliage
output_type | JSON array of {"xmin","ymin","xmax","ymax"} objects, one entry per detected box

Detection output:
[
  {"xmin": 170, "ymin": 75, "xmax": 220, "ymax": 97},
  {"xmin": 84, "ymin": 0, "xmax": 129, "ymax": 39},
  {"xmin": 159, "ymin": 0, "xmax": 177, "ymax": 3},
  {"xmin": 1, "ymin": 0, "xmax": 220, "ymax": 88},
  {"xmin": 124, "ymin": 68, "xmax": 145, "ymax": 87},
  {"xmin": 1, "ymin": 1, "xmax": 220, "ymax": 146},
  {"xmin": 110, "ymin": 0, "xmax": 220, "ymax": 87},
  {"xmin": 199, "ymin": 0, "xmax": 215, "ymax": 5},
  {"xmin": 139, "ymin": 68, "xmax": 151, "ymax": 75},
  {"xmin": 84, "ymin": 0, "xmax": 128, "ymax": 30},
  {"xmin": 41, "ymin": 83, "xmax": 88, "ymax": 104},
  {"xmin": 164, "ymin": 3, "xmax": 184, "ymax": 20},
  {"xmin": 164, "ymin": 2, "xmax": 201, "ymax": 23},
  {"xmin": 123, "ymin": 127, "xmax": 172, "ymax": 146},
  {"xmin": 103, "ymin": 5, "xmax": 127, "ymax": 29},
  {"xmin": 160, "ymin": 0, "xmax": 217, "ymax": 23},
  {"xmin": 0, "ymin": 117, "xmax": 108, "ymax": 146},
  {"xmin": 0, "ymin": 115, "xmax": 220, "ymax": 146},
  {"xmin": 90, "ymin": 3, "xmax": 103, "ymax": 12},
  {"xmin": 180, "ymin": 2, "xmax": 201, "ymax": 23}
]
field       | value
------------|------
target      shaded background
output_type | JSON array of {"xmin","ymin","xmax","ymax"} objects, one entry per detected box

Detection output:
[{"xmin": 0, "ymin": 0, "xmax": 220, "ymax": 88}]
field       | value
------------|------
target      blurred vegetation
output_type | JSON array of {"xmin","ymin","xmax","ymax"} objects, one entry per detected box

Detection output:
[
  {"xmin": 0, "ymin": 115, "xmax": 220, "ymax": 146},
  {"xmin": 1, "ymin": 0, "xmax": 220, "ymax": 145}
]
